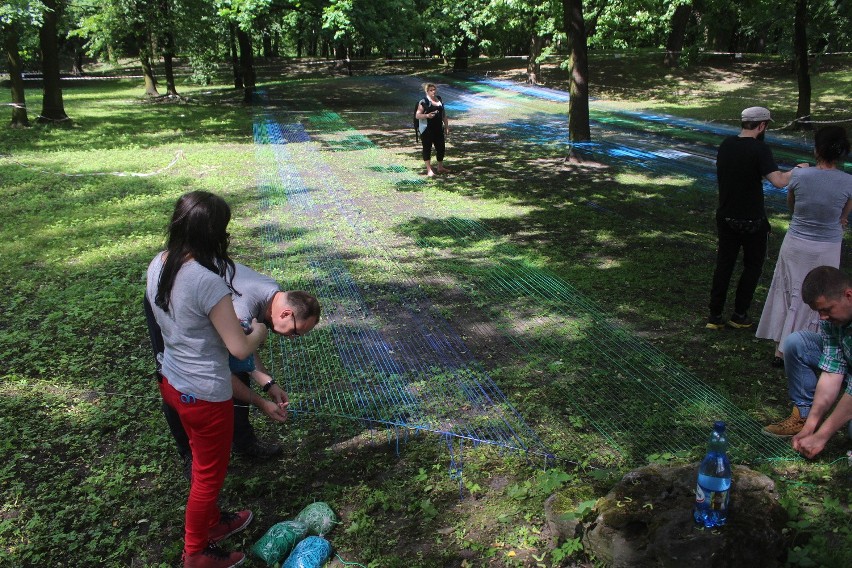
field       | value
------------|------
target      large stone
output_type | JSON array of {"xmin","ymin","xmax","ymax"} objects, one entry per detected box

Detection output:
[{"xmin": 550, "ymin": 464, "xmax": 787, "ymax": 568}]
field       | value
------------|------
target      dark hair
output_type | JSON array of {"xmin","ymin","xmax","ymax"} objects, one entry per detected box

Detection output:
[
  {"xmin": 741, "ymin": 120, "xmax": 767, "ymax": 130},
  {"xmin": 802, "ymin": 266, "xmax": 851, "ymax": 305},
  {"xmin": 155, "ymin": 191, "xmax": 237, "ymax": 312},
  {"xmin": 814, "ymin": 125, "xmax": 850, "ymax": 164},
  {"xmin": 284, "ymin": 290, "xmax": 322, "ymax": 322}
]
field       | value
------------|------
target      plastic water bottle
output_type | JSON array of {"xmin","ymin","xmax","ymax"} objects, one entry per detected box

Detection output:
[{"xmin": 693, "ymin": 421, "xmax": 732, "ymax": 528}]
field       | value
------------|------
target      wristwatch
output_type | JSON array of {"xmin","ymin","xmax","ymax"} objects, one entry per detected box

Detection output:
[{"xmin": 262, "ymin": 379, "xmax": 277, "ymax": 393}]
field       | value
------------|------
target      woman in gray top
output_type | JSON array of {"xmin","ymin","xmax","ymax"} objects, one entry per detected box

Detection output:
[
  {"xmin": 756, "ymin": 126, "xmax": 852, "ymax": 366},
  {"xmin": 146, "ymin": 191, "xmax": 268, "ymax": 568}
]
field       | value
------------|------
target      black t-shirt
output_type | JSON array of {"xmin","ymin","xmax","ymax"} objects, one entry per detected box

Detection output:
[
  {"xmin": 715, "ymin": 136, "xmax": 779, "ymax": 219},
  {"xmin": 419, "ymin": 96, "xmax": 444, "ymax": 134}
]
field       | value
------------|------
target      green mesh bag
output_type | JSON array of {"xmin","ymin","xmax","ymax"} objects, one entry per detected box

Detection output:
[
  {"xmin": 294, "ymin": 502, "xmax": 337, "ymax": 537},
  {"xmin": 249, "ymin": 520, "xmax": 309, "ymax": 566}
]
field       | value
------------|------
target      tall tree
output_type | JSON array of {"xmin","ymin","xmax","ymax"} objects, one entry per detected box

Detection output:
[
  {"xmin": 216, "ymin": 0, "xmax": 272, "ymax": 101},
  {"xmin": 562, "ymin": 0, "xmax": 590, "ymax": 141},
  {"xmin": 664, "ymin": 1, "xmax": 692, "ymax": 67},
  {"xmin": 1, "ymin": 0, "xmax": 46, "ymax": 127},
  {"xmin": 138, "ymin": 29, "xmax": 160, "ymax": 96},
  {"xmin": 158, "ymin": 0, "xmax": 179, "ymax": 96},
  {"xmin": 228, "ymin": 22, "xmax": 242, "ymax": 88},
  {"xmin": 3, "ymin": 28, "xmax": 30, "ymax": 127},
  {"xmin": 38, "ymin": 0, "xmax": 70, "ymax": 124},
  {"xmin": 236, "ymin": 27, "xmax": 255, "ymax": 101},
  {"xmin": 792, "ymin": 0, "xmax": 811, "ymax": 130}
]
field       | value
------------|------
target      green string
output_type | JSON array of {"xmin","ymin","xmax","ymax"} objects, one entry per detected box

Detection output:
[{"xmin": 335, "ymin": 554, "xmax": 368, "ymax": 567}]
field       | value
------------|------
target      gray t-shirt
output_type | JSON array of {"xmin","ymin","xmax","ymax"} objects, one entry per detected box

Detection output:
[
  {"xmin": 228, "ymin": 263, "xmax": 280, "ymax": 373},
  {"xmin": 788, "ymin": 168, "xmax": 852, "ymax": 242},
  {"xmin": 146, "ymin": 253, "xmax": 233, "ymax": 402},
  {"xmin": 232, "ymin": 263, "xmax": 280, "ymax": 322}
]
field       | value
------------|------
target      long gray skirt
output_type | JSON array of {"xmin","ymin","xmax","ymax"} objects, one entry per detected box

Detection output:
[{"xmin": 755, "ymin": 233, "xmax": 841, "ymax": 350}]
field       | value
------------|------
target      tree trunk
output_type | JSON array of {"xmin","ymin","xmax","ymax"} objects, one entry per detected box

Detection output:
[
  {"xmin": 528, "ymin": 33, "xmax": 543, "ymax": 85},
  {"xmin": 664, "ymin": 4, "xmax": 692, "ymax": 67},
  {"xmin": 562, "ymin": 0, "xmax": 591, "ymax": 142},
  {"xmin": 69, "ymin": 37, "xmax": 85, "ymax": 75},
  {"xmin": 162, "ymin": 29, "xmax": 178, "ymax": 96},
  {"xmin": 229, "ymin": 23, "xmax": 243, "ymax": 89},
  {"xmin": 159, "ymin": 0, "xmax": 178, "ymax": 96},
  {"xmin": 72, "ymin": 49, "xmax": 84, "ymax": 75},
  {"xmin": 163, "ymin": 50, "xmax": 177, "ymax": 96},
  {"xmin": 237, "ymin": 28, "xmax": 256, "ymax": 102},
  {"xmin": 453, "ymin": 35, "xmax": 469, "ymax": 71},
  {"xmin": 38, "ymin": 0, "xmax": 70, "ymax": 124},
  {"xmin": 793, "ymin": 0, "xmax": 811, "ymax": 130},
  {"xmin": 4, "ymin": 28, "xmax": 30, "ymax": 127},
  {"xmin": 262, "ymin": 27, "xmax": 273, "ymax": 58},
  {"xmin": 139, "ymin": 43, "xmax": 159, "ymax": 96}
]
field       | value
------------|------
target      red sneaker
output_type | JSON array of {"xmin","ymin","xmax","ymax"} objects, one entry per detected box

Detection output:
[
  {"xmin": 208, "ymin": 510, "xmax": 253, "ymax": 543},
  {"xmin": 183, "ymin": 543, "xmax": 245, "ymax": 568}
]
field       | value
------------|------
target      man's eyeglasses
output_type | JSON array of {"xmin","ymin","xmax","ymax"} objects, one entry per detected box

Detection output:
[{"xmin": 287, "ymin": 313, "xmax": 301, "ymax": 338}]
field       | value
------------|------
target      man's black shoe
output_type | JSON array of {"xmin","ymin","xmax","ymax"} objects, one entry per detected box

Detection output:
[
  {"xmin": 705, "ymin": 314, "xmax": 725, "ymax": 330},
  {"xmin": 727, "ymin": 312, "xmax": 753, "ymax": 329},
  {"xmin": 233, "ymin": 440, "xmax": 283, "ymax": 459}
]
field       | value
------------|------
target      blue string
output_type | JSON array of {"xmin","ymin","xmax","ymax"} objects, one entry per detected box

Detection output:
[{"xmin": 282, "ymin": 536, "xmax": 332, "ymax": 568}]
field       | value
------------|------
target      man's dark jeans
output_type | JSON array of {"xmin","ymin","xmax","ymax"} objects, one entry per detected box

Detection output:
[{"xmin": 709, "ymin": 217, "xmax": 769, "ymax": 317}]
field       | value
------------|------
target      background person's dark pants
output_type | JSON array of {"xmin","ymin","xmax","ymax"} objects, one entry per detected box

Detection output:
[
  {"xmin": 709, "ymin": 218, "xmax": 769, "ymax": 316},
  {"xmin": 421, "ymin": 129, "xmax": 446, "ymax": 162}
]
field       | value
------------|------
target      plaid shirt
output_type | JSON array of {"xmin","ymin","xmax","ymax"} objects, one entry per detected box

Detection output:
[{"xmin": 818, "ymin": 320, "xmax": 852, "ymax": 395}]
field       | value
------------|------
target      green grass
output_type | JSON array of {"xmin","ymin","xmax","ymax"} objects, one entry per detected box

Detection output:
[{"xmin": 2, "ymin": 56, "xmax": 851, "ymax": 567}]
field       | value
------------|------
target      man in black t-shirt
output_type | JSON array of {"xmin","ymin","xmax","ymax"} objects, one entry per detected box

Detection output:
[{"xmin": 707, "ymin": 106, "xmax": 797, "ymax": 330}]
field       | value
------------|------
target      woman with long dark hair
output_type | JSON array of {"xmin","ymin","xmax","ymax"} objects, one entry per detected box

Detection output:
[
  {"xmin": 146, "ymin": 191, "xmax": 268, "ymax": 568},
  {"xmin": 757, "ymin": 126, "xmax": 852, "ymax": 372}
]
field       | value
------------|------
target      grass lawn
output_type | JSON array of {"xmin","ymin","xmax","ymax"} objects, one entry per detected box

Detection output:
[{"xmin": 1, "ymin": 53, "xmax": 851, "ymax": 567}]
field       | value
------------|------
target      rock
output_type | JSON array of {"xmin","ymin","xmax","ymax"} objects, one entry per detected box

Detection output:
[
  {"xmin": 544, "ymin": 493, "xmax": 582, "ymax": 545},
  {"xmin": 549, "ymin": 464, "xmax": 787, "ymax": 568}
]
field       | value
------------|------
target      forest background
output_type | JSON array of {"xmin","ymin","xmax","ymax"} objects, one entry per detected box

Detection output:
[{"xmin": 2, "ymin": 0, "xmax": 852, "ymax": 567}]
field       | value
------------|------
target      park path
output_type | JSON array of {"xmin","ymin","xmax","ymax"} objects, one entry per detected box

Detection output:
[{"xmin": 248, "ymin": 76, "xmax": 801, "ymax": 467}]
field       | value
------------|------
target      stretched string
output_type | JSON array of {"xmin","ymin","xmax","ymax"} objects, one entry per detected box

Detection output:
[{"xmin": 1, "ymin": 150, "xmax": 185, "ymax": 177}]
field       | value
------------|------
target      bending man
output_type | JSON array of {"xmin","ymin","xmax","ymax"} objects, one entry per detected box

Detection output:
[
  {"xmin": 145, "ymin": 263, "xmax": 320, "ymax": 474},
  {"xmin": 763, "ymin": 266, "xmax": 852, "ymax": 458}
]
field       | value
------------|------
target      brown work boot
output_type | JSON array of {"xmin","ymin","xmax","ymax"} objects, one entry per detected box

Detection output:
[
  {"xmin": 183, "ymin": 543, "xmax": 245, "ymax": 568},
  {"xmin": 762, "ymin": 407, "xmax": 805, "ymax": 437}
]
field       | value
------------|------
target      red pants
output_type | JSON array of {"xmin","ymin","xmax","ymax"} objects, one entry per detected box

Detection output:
[{"xmin": 159, "ymin": 377, "xmax": 234, "ymax": 555}]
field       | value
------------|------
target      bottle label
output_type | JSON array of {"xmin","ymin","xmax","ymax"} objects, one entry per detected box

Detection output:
[
  {"xmin": 694, "ymin": 484, "xmax": 706, "ymax": 504},
  {"xmin": 709, "ymin": 489, "xmax": 729, "ymax": 512},
  {"xmin": 696, "ymin": 483, "xmax": 729, "ymax": 512}
]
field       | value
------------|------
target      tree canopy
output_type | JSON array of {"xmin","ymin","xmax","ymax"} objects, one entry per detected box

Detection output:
[{"xmin": 3, "ymin": 0, "xmax": 850, "ymax": 132}]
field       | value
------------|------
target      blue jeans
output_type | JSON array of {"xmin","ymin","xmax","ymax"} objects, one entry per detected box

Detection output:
[
  {"xmin": 781, "ymin": 331, "xmax": 823, "ymax": 418},
  {"xmin": 783, "ymin": 331, "xmax": 852, "ymax": 433}
]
